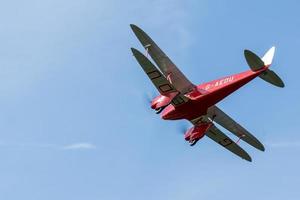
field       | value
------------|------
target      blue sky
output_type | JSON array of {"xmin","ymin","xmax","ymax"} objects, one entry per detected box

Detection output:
[{"xmin": 0, "ymin": 0, "xmax": 299, "ymax": 199}]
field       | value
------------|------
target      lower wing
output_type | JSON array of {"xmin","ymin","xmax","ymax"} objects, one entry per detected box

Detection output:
[
  {"xmin": 190, "ymin": 116, "xmax": 252, "ymax": 162},
  {"xmin": 130, "ymin": 24, "xmax": 195, "ymax": 94},
  {"xmin": 207, "ymin": 106, "xmax": 265, "ymax": 151},
  {"xmin": 206, "ymin": 124, "xmax": 252, "ymax": 162},
  {"xmin": 131, "ymin": 48, "xmax": 188, "ymax": 107}
]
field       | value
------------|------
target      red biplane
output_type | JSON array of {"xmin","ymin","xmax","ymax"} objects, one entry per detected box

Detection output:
[{"xmin": 130, "ymin": 24, "xmax": 284, "ymax": 161}]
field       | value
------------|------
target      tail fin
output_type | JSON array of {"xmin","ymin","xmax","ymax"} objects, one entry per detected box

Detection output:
[
  {"xmin": 244, "ymin": 47, "xmax": 285, "ymax": 88},
  {"xmin": 261, "ymin": 46, "xmax": 275, "ymax": 67}
]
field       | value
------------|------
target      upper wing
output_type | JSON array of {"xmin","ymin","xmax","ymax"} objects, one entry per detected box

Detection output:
[
  {"xmin": 131, "ymin": 48, "xmax": 188, "ymax": 106},
  {"xmin": 207, "ymin": 106, "xmax": 265, "ymax": 151},
  {"xmin": 206, "ymin": 124, "xmax": 252, "ymax": 162},
  {"xmin": 130, "ymin": 24, "xmax": 195, "ymax": 94}
]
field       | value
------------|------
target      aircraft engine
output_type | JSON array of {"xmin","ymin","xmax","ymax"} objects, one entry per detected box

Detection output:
[
  {"xmin": 150, "ymin": 92, "xmax": 178, "ymax": 113},
  {"xmin": 184, "ymin": 123, "xmax": 212, "ymax": 145}
]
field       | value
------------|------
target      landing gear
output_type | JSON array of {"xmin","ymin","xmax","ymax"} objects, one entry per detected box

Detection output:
[
  {"xmin": 155, "ymin": 107, "xmax": 163, "ymax": 114},
  {"xmin": 189, "ymin": 139, "xmax": 199, "ymax": 146},
  {"xmin": 155, "ymin": 105, "xmax": 167, "ymax": 114}
]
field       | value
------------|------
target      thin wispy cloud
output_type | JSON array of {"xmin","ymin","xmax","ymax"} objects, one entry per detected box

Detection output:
[{"xmin": 62, "ymin": 143, "xmax": 97, "ymax": 150}]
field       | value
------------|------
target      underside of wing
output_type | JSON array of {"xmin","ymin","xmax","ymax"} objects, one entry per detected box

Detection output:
[
  {"xmin": 206, "ymin": 125, "xmax": 252, "ymax": 162},
  {"xmin": 207, "ymin": 106, "xmax": 265, "ymax": 151},
  {"xmin": 189, "ymin": 116, "xmax": 252, "ymax": 161},
  {"xmin": 131, "ymin": 48, "xmax": 177, "ymax": 95},
  {"xmin": 130, "ymin": 24, "xmax": 195, "ymax": 94},
  {"xmin": 131, "ymin": 48, "xmax": 188, "ymax": 106}
]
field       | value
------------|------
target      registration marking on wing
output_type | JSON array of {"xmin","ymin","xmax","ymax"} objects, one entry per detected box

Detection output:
[{"xmin": 147, "ymin": 70, "xmax": 161, "ymax": 80}]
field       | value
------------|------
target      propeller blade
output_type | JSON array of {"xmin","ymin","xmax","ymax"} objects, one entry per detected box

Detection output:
[
  {"xmin": 143, "ymin": 91, "xmax": 156, "ymax": 103},
  {"xmin": 177, "ymin": 121, "xmax": 190, "ymax": 134}
]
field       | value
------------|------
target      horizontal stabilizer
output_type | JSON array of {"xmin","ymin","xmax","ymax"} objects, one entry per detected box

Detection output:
[
  {"xmin": 259, "ymin": 69, "xmax": 285, "ymax": 88},
  {"xmin": 244, "ymin": 50, "xmax": 265, "ymax": 71},
  {"xmin": 244, "ymin": 47, "xmax": 285, "ymax": 88}
]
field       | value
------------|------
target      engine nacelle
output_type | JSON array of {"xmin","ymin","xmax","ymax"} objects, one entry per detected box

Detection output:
[
  {"xmin": 151, "ymin": 92, "xmax": 178, "ymax": 110},
  {"xmin": 184, "ymin": 123, "xmax": 212, "ymax": 143}
]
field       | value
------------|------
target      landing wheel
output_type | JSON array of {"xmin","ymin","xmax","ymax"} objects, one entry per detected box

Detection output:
[
  {"xmin": 155, "ymin": 107, "xmax": 163, "ymax": 114},
  {"xmin": 189, "ymin": 139, "xmax": 199, "ymax": 146},
  {"xmin": 155, "ymin": 105, "xmax": 167, "ymax": 114}
]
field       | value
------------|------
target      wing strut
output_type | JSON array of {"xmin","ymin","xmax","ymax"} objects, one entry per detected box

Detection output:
[
  {"xmin": 236, "ymin": 135, "xmax": 246, "ymax": 144},
  {"xmin": 145, "ymin": 44, "xmax": 151, "ymax": 58}
]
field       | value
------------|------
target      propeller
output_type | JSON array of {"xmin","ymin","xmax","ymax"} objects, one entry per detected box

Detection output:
[
  {"xmin": 143, "ymin": 91, "xmax": 157, "ymax": 104},
  {"xmin": 142, "ymin": 91, "xmax": 158, "ymax": 114},
  {"xmin": 177, "ymin": 121, "xmax": 190, "ymax": 135}
]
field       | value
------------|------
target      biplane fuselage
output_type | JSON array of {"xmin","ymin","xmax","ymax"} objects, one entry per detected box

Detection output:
[{"xmin": 162, "ymin": 68, "xmax": 265, "ymax": 121}]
